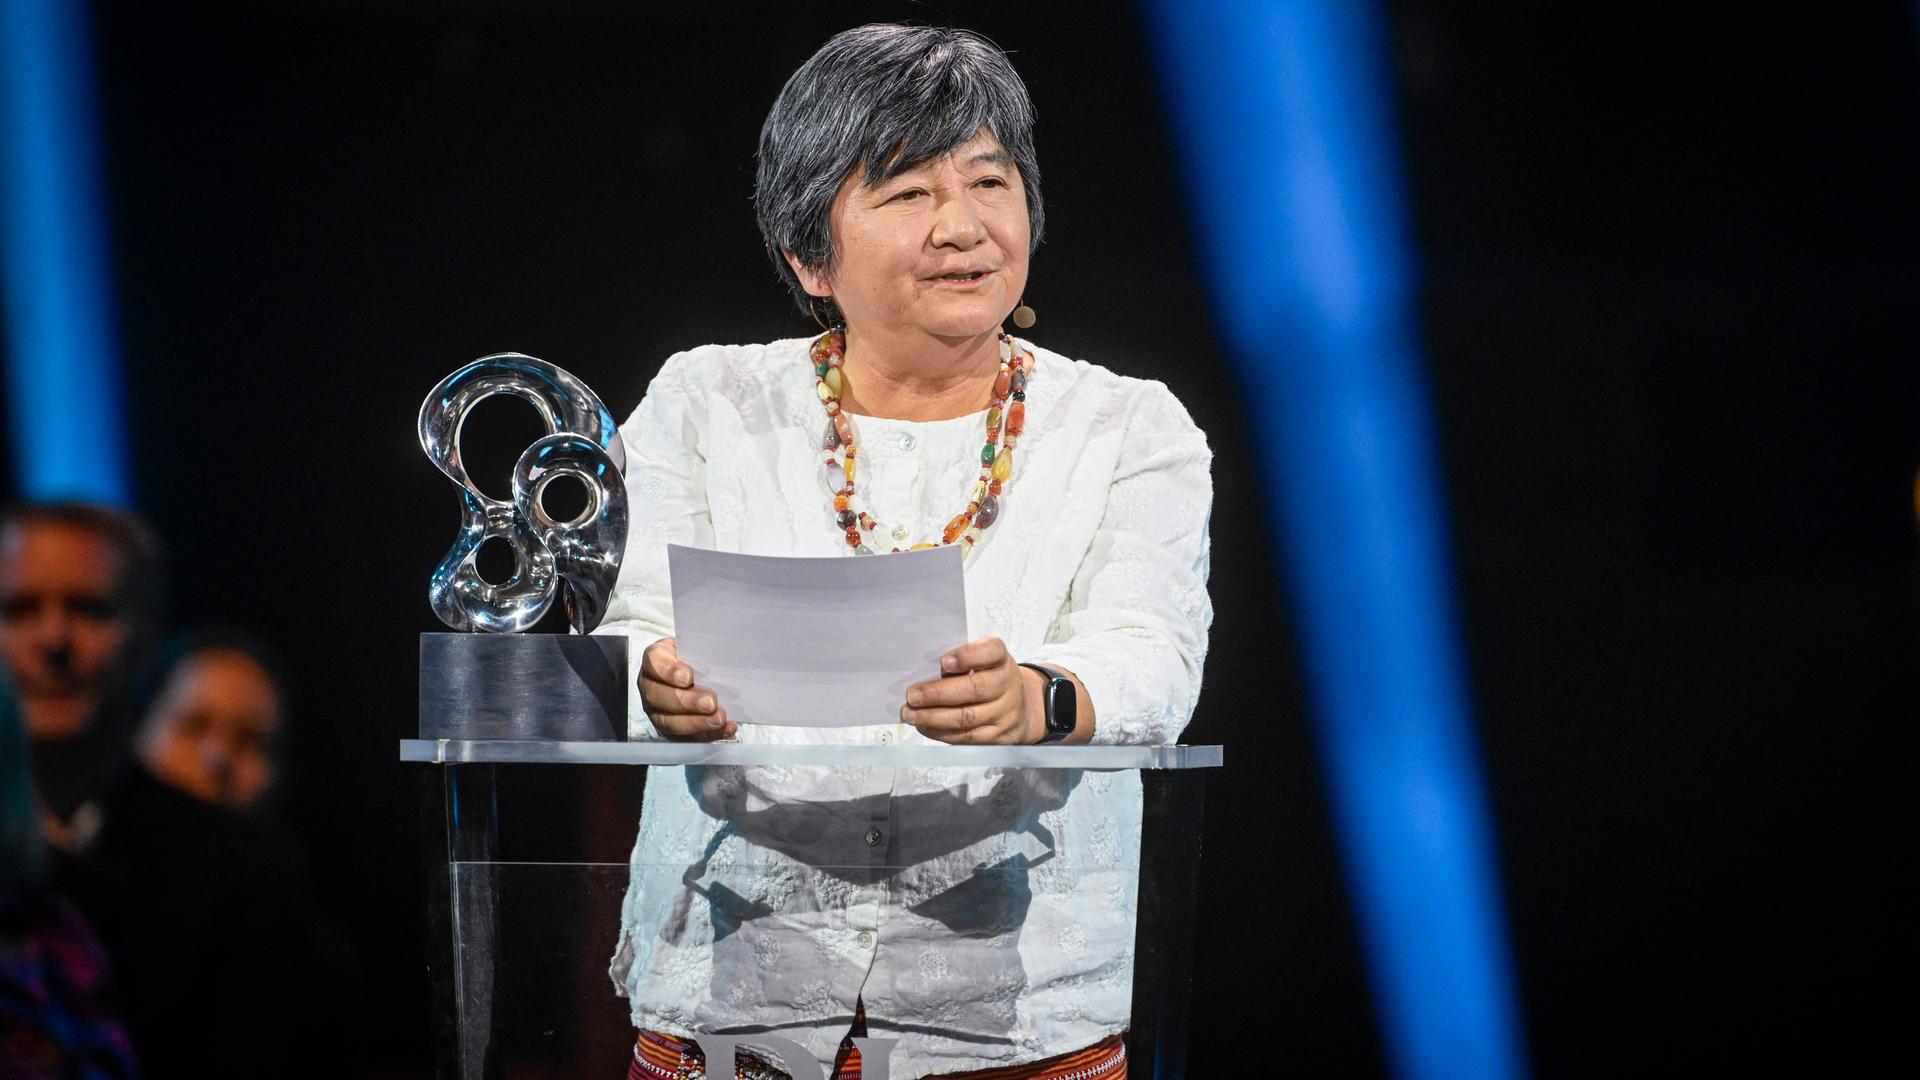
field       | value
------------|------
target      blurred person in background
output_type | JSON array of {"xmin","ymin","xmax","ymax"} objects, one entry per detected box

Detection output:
[
  {"xmin": 135, "ymin": 629, "xmax": 287, "ymax": 818},
  {"xmin": 0, "ymin": 503, "xmax": 163, "ymax": 840},
  {"xmin": 1, "ymin": 687, "xmax": 139, "ymax": 1077},
  {"xmin": 0, "ymin": 503, "xmax": 347, "ymax": 1078}
]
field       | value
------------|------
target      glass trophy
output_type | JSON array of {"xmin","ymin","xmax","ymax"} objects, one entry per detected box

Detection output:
[{"xmin": 417, "ymin": 354, "xmax": 629, "ymax": 741}]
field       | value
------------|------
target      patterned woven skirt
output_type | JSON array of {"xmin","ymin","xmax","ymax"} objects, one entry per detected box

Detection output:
[{"xmin": 628, "ymin": 1023, "xmax": 1126, "ymax": 1080}]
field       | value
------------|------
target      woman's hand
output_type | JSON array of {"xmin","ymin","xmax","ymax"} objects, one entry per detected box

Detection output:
[
  {"xmin": 639, "ymin": 637, "xmax": 736, "ymax": 741},
  {"xmin": 901, "ymin": 636, "xmax": 1040, "ymax": 745}
]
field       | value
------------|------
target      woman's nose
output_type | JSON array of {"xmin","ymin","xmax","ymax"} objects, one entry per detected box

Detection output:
[
  {"xmin": 200, "ymin": 740, "xmax": 235, "ymax": 782},
  {"xmin": 931, "ymin": 194, "xmax": 985, "ymax": 249}
]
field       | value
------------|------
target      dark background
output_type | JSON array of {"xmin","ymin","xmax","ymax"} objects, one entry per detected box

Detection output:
[{"xmin": 2, "ymin": 0, "xmax": 1910, "ymax": 1073}]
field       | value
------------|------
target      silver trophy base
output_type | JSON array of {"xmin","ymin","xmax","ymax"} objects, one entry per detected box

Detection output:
[{"xmin": 418, "ymin": 632, "xmax": 628, "ymax": 741}]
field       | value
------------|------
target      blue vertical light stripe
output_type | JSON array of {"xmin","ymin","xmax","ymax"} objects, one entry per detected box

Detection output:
[
  {"xmin": 0, "ymin": 0, "xmax": 130, "ymax": 504},
  {"xmin": 1143, "ymin": 2, "xmax": 1527, "ymax": 1077}
]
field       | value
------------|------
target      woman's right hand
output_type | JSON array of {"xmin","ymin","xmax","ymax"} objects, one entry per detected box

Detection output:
[{"xmin": 639, "ymin": 637, "xmax": 737, "ymax": 741}]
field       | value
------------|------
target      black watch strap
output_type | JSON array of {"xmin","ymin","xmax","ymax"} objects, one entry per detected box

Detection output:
[{"xmin": 1019, "ymin": 662, "xmax": 1076, "ymax": 744}]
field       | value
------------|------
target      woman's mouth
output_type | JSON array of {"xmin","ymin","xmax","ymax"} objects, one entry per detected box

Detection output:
[{"xmin": 932, "ymin": 269, "xmax": 992, "ymax": 286}]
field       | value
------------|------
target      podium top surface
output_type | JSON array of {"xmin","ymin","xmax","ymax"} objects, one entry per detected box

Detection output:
[{"xmin": 399, "ymin": 738, "xmax": 1222, "ymax": 770}]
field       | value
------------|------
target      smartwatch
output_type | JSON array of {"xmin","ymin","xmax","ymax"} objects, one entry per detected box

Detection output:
[{"xmin": 1019, "ymin": 662, "xmax": 1077, "ymax": 744}]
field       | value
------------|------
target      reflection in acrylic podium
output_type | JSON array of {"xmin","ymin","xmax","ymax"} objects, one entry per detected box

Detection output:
[{"xmin": 404, "ymin": 735, "xmax": 1222, "ymax": 1080}]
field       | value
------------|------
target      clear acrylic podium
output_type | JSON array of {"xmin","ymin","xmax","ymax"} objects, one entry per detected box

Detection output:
[{"xmin": 403, "ymin": 738, "xmax": 1222, "ymax": 1080}]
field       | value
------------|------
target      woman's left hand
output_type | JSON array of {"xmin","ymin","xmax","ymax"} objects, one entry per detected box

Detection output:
[{"xmin": 901, "ymin": 636, "xmax": 1036, "ymax": 745}]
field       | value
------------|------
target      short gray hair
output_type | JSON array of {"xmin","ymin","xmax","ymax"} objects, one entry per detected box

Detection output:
[{"xmin": 755, "ymin": 24, "xmax": 1045, "ymax": 322}]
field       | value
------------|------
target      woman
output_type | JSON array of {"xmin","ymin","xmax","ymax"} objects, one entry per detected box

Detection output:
[
  {"xmin": 600, "ymin": 24, "xmax": 1212, "ymax": 1080},
  {"xmin": 135, "ymin": 629, "xmax": 286, "ymax": 818}
]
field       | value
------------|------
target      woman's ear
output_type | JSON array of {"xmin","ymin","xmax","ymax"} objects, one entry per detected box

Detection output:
[{"xmin": 784, "ymin": 252, "xmax": 832, "ymax": 298}]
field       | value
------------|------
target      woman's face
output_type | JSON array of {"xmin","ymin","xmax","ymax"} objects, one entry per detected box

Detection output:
[
  {"xmin": 138, "ymin": 648, "xmax": 283, "ymax": 813},
  {"xmin": 793, "ymin": 128, "xmax": 1031, "ymax": 344}
]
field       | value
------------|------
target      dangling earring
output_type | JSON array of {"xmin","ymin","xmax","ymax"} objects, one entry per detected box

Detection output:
[
  {"xmin": 808, "ymin": 296, "xmax": 834, "ymax": 331},
  {"xmin": 1012, "ymin": 298, "xmax": 1036, "ymax": 330}
]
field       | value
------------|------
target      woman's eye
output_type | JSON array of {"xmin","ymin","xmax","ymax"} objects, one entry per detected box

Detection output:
[
  {"xmin": 892, "ymin": 189, "xmax": 925, "ymax": 202},
  {"xmin": 976, "ymin": 177, "xmax": 1007, "ymax": 189}
]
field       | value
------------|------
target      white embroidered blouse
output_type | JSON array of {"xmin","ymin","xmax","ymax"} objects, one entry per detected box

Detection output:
[{"xmin": 599, "ymin": 337, "xmax": 1213, "ymax": 1076}]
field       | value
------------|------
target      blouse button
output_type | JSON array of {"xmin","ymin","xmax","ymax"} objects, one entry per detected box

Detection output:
[
  {"xmin": 891, "ymin": 524, "xmax": 910, "ymax": 542},
  {"xmin": 855, "ymin": 931, "xmax": 875, "ymax": 950},
  {"xmin": 864, "ymin": 828, "xmax": 884, "ymax": 847},
  {"xmin": 879, "ymin": 730, "xmax": 893, "ymax": 745},
  {"xmin": 898, "ymin": 433, "xmax": 917, "ymax": 451}
]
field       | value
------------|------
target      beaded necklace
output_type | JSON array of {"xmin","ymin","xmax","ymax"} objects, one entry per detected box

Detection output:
[{"xmin": 811, "ymin": 325, "xmax": 1031, "ymax": 554}]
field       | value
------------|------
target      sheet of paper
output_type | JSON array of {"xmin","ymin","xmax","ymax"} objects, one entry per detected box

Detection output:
[{"xmin": 667, "ymin": 543, "xmax": 968, "ymax": 727}]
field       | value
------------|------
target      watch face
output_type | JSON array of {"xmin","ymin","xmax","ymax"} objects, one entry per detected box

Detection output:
[
  {"xmin": 1045, "ymin": 676, "xmax": 1075, "ymax": 735},
  {"xmin": 1023, "ymin": 663, "xmax": 1075, "ymax": 743}
]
